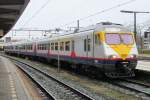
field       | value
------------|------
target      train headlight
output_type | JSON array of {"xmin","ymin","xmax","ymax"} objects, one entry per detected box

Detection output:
[
  {"xmin": 129, "ymin": 54, "xmax": 136, "ymax": 58},
  {"xmin": 112, "ymin": 55, "xmax": 117, "ymax": 58},
  {"xmin": 108, "ymin": 55, "xmax": 117, "ymax": 58}
]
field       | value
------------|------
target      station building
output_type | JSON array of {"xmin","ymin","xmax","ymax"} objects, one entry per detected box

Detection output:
[
  {"xmin": 0, "ymin": 39, "xmax": 4, "ymax": 51},
  {"xmin": 143, "ymin": 28, "xmax": 150, "ymax": 49}
]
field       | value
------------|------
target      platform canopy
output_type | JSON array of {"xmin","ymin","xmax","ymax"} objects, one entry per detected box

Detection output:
[{"xmin": 0, "ymin": 0, "xmax": 30, "ymax": 38}]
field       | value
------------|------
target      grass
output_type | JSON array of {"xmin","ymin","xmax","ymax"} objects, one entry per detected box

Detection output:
[{"xmin": 138, "ymin": 49, "xmax": 150, "ymax": 55}]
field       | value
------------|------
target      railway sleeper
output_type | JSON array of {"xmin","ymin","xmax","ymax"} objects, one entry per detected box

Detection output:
[{"xmin": 105, "ymin": 71, "xmax": 135, "ymax": 78}]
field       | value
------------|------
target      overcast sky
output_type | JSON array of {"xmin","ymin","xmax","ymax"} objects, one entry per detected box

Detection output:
[{"xmin": 5, "ymin": 0, "xmax": 150, "ymax": 38}]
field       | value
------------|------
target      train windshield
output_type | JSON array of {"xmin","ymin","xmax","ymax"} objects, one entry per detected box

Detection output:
[
  {"xmin": 120, "ymin": 34, "xmax": 133, "ymax": 44},
  {"xmin": 106, "ymin": 33, "xmax": 133, "ymax": 45},
  {"xmin": 106, "ymin": 33, "xmax": 121, "ymax": 44}
]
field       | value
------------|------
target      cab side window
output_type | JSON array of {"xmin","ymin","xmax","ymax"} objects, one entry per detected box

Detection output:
[{"xmin": 95, "ymin": 34, "xmax": 101, "ymax": 44}]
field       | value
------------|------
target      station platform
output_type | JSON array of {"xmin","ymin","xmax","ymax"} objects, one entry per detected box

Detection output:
[
  {"xmin": 136, "ymin": 54, "xmax": 150, "ymax": 72},
  {"xmin": 136, "ymin": 60, "xmax": 150, "ymax": 72},
  {"xmin": 0, "ymin": 56, "xmax": 39, "ymax": 100}
]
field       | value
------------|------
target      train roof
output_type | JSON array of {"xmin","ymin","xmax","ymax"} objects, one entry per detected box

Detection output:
[
  {"xmin": 5, "ymin": 22, "xmax": 132, "ymax": 45},
  {"xmin": 79, "ymin": 22, "xmax": 129, "ymax": 32},
  {"xmin": 27, "ymin": 22, "xmax": 131, "ymax": 42},
  {"xmin": 51, "ymin": 22, "xmax": 130, "ymax": 38}
]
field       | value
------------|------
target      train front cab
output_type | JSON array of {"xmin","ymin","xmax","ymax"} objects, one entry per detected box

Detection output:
[{"xmin": 96, "ymin": 31, "xmax": 138, "ymax": 78}]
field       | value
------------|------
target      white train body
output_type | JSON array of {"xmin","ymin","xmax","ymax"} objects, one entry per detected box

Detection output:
[{"xmin": 4, "ymin": 22, "xmax": 138, "ymax": 78}]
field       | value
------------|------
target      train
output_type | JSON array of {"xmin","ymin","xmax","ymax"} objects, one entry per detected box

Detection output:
[
  {"xmin": 0, "ymin": 39, "xmax": 4, "ymax": 51},
  {"xmin": 4, "ymin": 22, "xmax": 138, "ymax": 78}
]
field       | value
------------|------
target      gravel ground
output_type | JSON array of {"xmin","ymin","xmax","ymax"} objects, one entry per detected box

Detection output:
[
  {"xmin": 17, "ymin": 62, "xmax": 90, "ymax": 100},
  {"xmin": 5, "ymin": 55, "xmax": 144, "ymax": 100}
]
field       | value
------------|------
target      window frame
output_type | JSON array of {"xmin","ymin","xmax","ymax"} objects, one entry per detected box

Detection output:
[
  {"xmin": 84, "ymin": 38, "xmax": 91, "ymax": 52},
  {"xmin": 60, "ymin": 42, "xmax": 64, "ymax": 51},
  {"xmin": 65, "ymin": 41, "xmax": 70, "ymax": 51},
  {"xmin": 51, "ymin": 43, "xmax": 54, "ymax": 50}
]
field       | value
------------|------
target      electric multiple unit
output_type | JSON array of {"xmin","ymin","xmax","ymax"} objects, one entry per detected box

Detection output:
[{"xmin": 4, "ymin": 22, "xmax": 138, "ymax": 78}]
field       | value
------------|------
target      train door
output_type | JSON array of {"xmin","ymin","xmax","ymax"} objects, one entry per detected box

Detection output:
[
  {"xmin": 48, "ymin": 41, "xmax": 51, "ymax": 55},
  {"xmin": 94, "ymin": 32, "xmax": 104, "ymax": 58},
  {"xmin": 34, "ymin": 43, "xmax": 37, "ymax": 55},
  {"xmin": 87, "ymin": 33, "xmax": 93, "ymax": 57},
  {"xmin": 83, "ymin": 36, "xmax": 88, "ymax": 57},
  {"xmin": 83, "ymin": 31, "xmax": 94, "ymax": 58}
]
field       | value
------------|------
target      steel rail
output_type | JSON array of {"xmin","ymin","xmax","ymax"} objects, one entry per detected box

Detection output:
[
  {"xmin": 7, "ymin": 56, "xmax": 94, "ymax": 100},
  {"xmin": 109, "ymin": 79, "xmax": 150, "ymax": 97},
  {"xmin": 14, "ymin": 60, "xmax": 56, "ymax": 100},
  {"xmin": 122, "ymin": 79, "xmax": 150, "ymax": 87}
]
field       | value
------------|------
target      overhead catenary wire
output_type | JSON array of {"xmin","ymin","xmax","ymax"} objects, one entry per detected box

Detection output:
[
  {"xmin": 16, "ymin": 0, "xmax": 137, "ymax": 33},
  {"xmin": 20, "ymin": 0, "xmax": 51, "ymax": 28},
  {"xmin": 126, "ymin": 15, "xmax": 150, "ymax": 32},
  {"xmin": 79, "ymin": 0, "xmax": 136, "ymax": 21},
  {"xmin": 140, "ymin": 19, "xmax": 150, "ymax": 29},
  {"xmin": 58, "ymin": 0, "xmax": 137, "ymax": 28}
]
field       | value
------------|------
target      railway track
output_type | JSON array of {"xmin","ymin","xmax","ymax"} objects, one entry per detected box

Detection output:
[
  {"xmin": 7, "ymin": 56, "xmax": 94, "ymax": 100},
  {"xmin": 109, "ymin": 79, "xmax": 150, "ymax": 97},
  {"xmin": 3, "ymin": 54, "xmax": 150, "ymax": 99},
  {"xmin": 122, "ymin": 79, "xmax": 150, "ymax": 87}
]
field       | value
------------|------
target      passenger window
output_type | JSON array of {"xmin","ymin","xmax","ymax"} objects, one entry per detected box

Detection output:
[
  {"xmin": 60, "ymin": 42, "xmax": 64, "ymax": 51},
  {"xmin": 51, "ymin": 43, "xmax": 54, "ymax": 50},
  {"xmin": 84, "ymin": 39, "xmax": 87, "ymax": 51},
  {"xmin": 44, "ymin": 44, "xmax": 45, "ymax": 50},
  {"xmin": 38, "ymin": 44, "xmax": 39, "ymax": 50},
  {"xmin": 55, "ymin": 42, "xmax": 58, "ymax": 50},
  {"xmin": 45, "ymin": 44, "xmax": 47, "ymax": 50},
  {"xmin": 39, "ymin": 44, "xmax": 41, "ymax": 50},
  {"xmin": 41, "ymin": 44, "xmax": 43, "ymax": 50},
  {"xmin": 72, "ymin": 40, "xmax": 74, "ymax": 52},
  {"xmin": 95, "ymin": 34, "xmax": 101, "ymax": 44},
  {"xmin": 44, "ymin": 44, "xmax": 46, "ymax": 50},
  {"xmin": 23, "ymin": 45, "xmax": 25, "ymax": 50},
  {"xmin": 65, "ymin": 41, "xmax": 70, "ymax": 51},
  {"xmin": 42, "ymin": 44, "xmax": 44, "ymax": 50},
  {"xmin": 30, "ymin": 45, "xmax": 32, "ymax": 50},
  {"xmin": 47, "ymin": 43, "xmax": 50, "ymax": 50}
]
